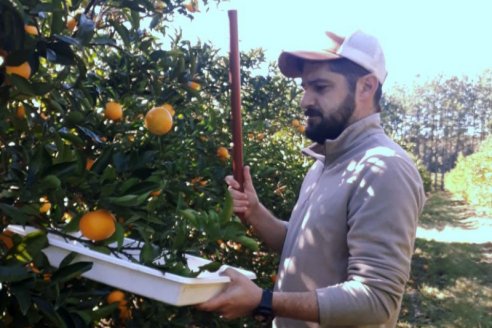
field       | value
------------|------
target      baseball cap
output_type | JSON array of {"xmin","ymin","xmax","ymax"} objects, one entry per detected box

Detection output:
[{"xmin": 278, "ymin": 30, "xmax": 387, "ymax": 84}]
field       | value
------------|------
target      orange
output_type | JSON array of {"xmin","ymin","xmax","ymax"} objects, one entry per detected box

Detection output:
[
  {"xmin": 297, "ymin": 125, "xmax": 305, "ymax": 133},
  {"xmin": 257, "ymin": 133, "xmax": 265, "ymax": 141},
  {"xmin": 85, "ymin": 158, "xmax": 95, "ymax": 170},
  {"xmin": 24, "ymin": 25, "xmax": 38, "ymax": 36},
  {"xmin": 66, "ymin": 18, "xmax": 77, "ymax": 31},
  {"xmin": 145, "ymin": 106, "xmax": 173, "ymax": 135},
  {"xmin": 16, "ymin": 105, "xmax": 26, "ymax": 119},
  {"xmin": 6, "ymin": 62, "xmax": 31, "ymax": 79},
  {"xmin": 0, "ymin": 230, "xmax": 14, "ymax": 249},
  {"xmin": 187, "ymin": 81, "xmax": 201, "ymax": 91},
  {"xmin": 104, "ymin": 101, "xmax": 123, "ymax": 121},
  {"xmin": 39, "ymin": 202, "xmax": 51, "ymax": 214},
  {"xmin": 184, "ymin": 1, "xmax": 199, "ymax": 13},
  {"xmin": 79, "ymin": 209, "xmax": 116, "ymax": 241},
  {"xmin": 107, "ymin": 290, "xmax": 126, "ymax": 304},
  {"xmin": 291, "ymin": 119, "xmax": 301, "ymax": 128},
  {"xmin": 150, "ymin": 190, "xmax": 161, "ymax": 197},
  {"xmin": 160, "ymin": 103, "xmax": 175, "ymax": 116},
  {"xmin": 216, "ymin": 146, "xmax": 230, "ymax": 161}
]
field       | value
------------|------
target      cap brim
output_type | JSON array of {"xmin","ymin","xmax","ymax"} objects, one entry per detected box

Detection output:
[{"xmin": 278, "ymin": 51, "xmax": 341, "ymax": 78}]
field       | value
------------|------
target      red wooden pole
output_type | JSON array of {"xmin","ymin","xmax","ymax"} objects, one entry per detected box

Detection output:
[{"xmin": 228, "ymin": 10, "xmax": 244, "ymax": 192}]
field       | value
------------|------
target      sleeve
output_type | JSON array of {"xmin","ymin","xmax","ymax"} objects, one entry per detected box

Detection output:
[{"xmin": 316, "ymin": 155, "xmax": 426, "ymax": 326}]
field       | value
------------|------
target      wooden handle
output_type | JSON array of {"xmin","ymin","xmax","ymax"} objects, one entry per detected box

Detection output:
[{"xmin": 228, "ymin": 10, "xmax": 244, "ymax": 192}]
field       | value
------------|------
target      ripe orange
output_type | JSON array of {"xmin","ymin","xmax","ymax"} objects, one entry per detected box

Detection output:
[
  {"xmin": 16, "ymin": 105, "xmax": 26, "ymax": 119},
  {"xmin": 145, "ymin": 106, "xmax": 173, "ymax": 135},
  {"xmin": 184, "ymin": 1, "xmax": 199, "ymax": 13},
  {"xmin": 160, "ymin": 103, "xmax": 175, "ymax": 116},
  {"xmin": 257, "ymin": 133, "xmax": 265, "ymax": 141},
  {"xmin": 6, "ymin": 62, "xmax": 31, "ymax": 79},
  {"xmin": 291, "ymin": 119, "xmax": 301, "ymax": 128},
  {"xmin": 216, "ymin": 146, "xmax": 230, "ymax": 161},
  {"xmin": 24, "ymin": 25, "xmax": 38, "ymax": 36},
  {"xmin": 104, "ymin": 101, "xmax": 123, "ymax": 121},
  {"xmin": 39, "ymin": 202, "xmax": 51, "ymax": 214},
  {"xmin": 79, "ymin": 209, "xmax": 116, "ymax": 241},
  {"xmin": 66, "ymin": 18, "xmax": 77, "ymax": 31},
  {"xmin": 85, "ymin": 158, "xmax": 95, "ymax": 170},
  {"xmin": 150, "ymin": 190, "xmax": 161, "ymax": 197},
  {"xmin": 297, "ymin": 125, "xmax": 305, "ymax": 133},
  {"xmin": 0, "ymin": 231, "xmax": 14, "ymax": 249},
  {"xmin": 187, "ymin": 81, "xmax": 201, "ymax": 91},
  {"xmin": 107, "ymin": 290, "xmax": 126, "ymax": 304}
]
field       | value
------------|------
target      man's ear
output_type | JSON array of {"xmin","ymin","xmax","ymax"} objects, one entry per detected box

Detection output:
[{"xmin": 357, "ymin": 74, "xmax": 378, "ymax": 99}]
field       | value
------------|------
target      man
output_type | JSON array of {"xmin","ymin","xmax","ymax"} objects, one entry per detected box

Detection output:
[{"xmin": 198, "ymin": 30, "xmax": 426, "ymax": 327}]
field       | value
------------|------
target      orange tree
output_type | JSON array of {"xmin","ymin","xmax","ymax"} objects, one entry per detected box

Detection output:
[{"xmin": 0, "ymin": 0, "xmax": 308, "ymax": 327}]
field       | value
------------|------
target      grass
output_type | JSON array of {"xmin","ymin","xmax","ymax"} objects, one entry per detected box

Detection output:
[{"xmin": 398, "ymin": 192, "xmax": 492, "ymax": 327}]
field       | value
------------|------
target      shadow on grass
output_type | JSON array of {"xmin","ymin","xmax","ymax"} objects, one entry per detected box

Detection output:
[
  {"xmin": 419, "ymin": 192, "xmax": 481, "ymax": 230},
  {"xmin": 399, "ymin": 239, "xmax": 492, "ymax": 327}
]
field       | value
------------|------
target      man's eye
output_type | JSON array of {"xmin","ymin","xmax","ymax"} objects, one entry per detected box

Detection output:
[{"xmin": 314, "ymin": 85, "xmax": 328, "ymax": 92}]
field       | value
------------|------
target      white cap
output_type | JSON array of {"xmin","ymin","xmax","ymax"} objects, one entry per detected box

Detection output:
[{"xmin": 278, "ymin": 30, "xmax": 387, "ymax": 84}]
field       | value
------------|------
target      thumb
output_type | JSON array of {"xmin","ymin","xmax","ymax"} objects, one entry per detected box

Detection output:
[{"xmin": 243, "ymin": 166, "xmax": 255, "ymax": 192}]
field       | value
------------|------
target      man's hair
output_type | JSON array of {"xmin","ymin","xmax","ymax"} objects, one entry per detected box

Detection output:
[{"xmin": 327, "ymin": 58, "xmax": 383, "ymax": 112}]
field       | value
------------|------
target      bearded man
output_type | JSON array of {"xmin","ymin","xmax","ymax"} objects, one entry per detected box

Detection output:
[{"xmin": 198, "ymin": 30, "xmax": 426, "ymax": 328}]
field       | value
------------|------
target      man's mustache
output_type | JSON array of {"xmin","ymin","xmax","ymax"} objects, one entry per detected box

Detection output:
[{"xmin": 304, "ymin": 107, "xmax": 322, "ymax": 117}]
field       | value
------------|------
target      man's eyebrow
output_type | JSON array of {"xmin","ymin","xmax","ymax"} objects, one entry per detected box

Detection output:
[{"xmin": 300, "ymin": 79, "xmax": 334, "ymax": 88}]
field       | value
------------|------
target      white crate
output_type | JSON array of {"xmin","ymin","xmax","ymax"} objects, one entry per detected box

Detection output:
[{"xmin": 7, "ymin": 225, "xmax": 256, "ymax": 306}]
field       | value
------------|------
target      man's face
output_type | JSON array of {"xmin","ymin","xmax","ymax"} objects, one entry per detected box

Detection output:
[{"xmin": 300, "ymin": 61, "xmax": 355, "ymax": 144}]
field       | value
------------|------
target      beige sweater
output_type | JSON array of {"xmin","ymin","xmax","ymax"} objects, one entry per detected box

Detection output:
[{"xmin": 273, "ymin": 114, "xmax": 426, "ymax": 327}]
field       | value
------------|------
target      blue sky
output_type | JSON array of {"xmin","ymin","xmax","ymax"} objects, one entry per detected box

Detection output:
[{"xmin": 172, "ymin": 0, "xmax": 492, "ymax": 89}]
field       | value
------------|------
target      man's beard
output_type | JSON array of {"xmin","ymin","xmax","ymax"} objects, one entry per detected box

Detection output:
[{"xmin": 304, "ymin": 92, "xmax": 355, "ymax": 144}]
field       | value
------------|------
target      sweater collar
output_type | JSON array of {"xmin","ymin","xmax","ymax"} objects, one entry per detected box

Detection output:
[{"xmin": 302, "ymin": 113, "xmax": 383, "ymax": 164}]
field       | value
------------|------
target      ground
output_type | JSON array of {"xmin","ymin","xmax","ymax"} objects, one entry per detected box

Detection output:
[{"xmin": 398, "ymin": 192, "xmax": 492, "ymax": 327}]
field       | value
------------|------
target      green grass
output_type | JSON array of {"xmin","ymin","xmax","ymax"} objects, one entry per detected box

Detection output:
[{"xmin": 398, "ymin": 192, "xmax": 492, "ymax": 328}]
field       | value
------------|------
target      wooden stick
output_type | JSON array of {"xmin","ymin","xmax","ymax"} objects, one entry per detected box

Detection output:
[{"xmin": 228, "ymin": 10, "xmax": 244, "ymax": 192}]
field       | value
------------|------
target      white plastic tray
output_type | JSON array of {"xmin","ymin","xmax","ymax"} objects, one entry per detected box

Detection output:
[{"xmin": 7, "ymin": 225, "xmax": 256, "ymax": 306}]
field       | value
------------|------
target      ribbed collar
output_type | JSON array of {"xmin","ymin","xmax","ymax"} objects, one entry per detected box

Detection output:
[{"xmin": 302, "ymin": 113, "xmax": 384, "ymax": 165}]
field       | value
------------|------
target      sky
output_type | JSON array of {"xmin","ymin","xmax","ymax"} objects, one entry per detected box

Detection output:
[{"xmin": 172, "ymin": 0, "xmax": 492, "ymax": 89}]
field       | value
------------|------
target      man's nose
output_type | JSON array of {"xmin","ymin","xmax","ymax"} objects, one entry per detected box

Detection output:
[{"xmin": 300, "ymin": 91, "xmax": 314, "ymax": 109}]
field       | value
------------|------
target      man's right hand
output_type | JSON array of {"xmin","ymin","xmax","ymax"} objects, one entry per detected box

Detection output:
[{"xmin": 225, "ymin": 166, "xmax": 260, "ymax": 224}]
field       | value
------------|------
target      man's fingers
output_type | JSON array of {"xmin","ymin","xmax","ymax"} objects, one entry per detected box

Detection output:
[
  {"xmin": 243, "ymin": 166, "xmax": 254, "ymax": 191},
  {"xmin": 196, "ymin": 294, "xmax": 226, "ymax": 312},
  {"xmin": 224, "ymin": 175, "xmax": 240, "ymax": 189}
]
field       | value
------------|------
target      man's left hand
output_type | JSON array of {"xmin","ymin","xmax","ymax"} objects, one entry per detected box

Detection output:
[{"xmin": 196, "ymin": 268, "xmax": 262, "ymax": 320}]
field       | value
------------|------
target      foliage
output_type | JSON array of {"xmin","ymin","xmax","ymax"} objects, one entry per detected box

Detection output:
[
  {"xmin": 383, "ymin": 73, "xmax": 492, "ymax": 191},
  {"xmin": 0, "ymin": 0, "xmax": 307, "ymax": 326},
  {"xmin": 399, "ymin": 192, "xmax": 492, "ymax": 327},
  {"xmin": 444, "ymin": 135, "xmax": 492, "ymax": 213}
]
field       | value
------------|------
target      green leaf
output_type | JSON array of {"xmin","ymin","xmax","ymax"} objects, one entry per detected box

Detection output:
[
  {"xmin": 219, "ymin": 192, "xmax": 234, "ymax": 224},
  {"xmin": 11, "ymin": 283, "xmax": 32, "ymax": 315},
  {"xmin": 91, "ymin": 147, "xmax": 113, "ymax": 174},
  {"xmin": 109, "ymin": 20, "xmax": 130, "ymax": 46},
  {"xmin": 46, "ymin": 41, "xmax": 76, "ymax": 65},
  {"xmin": 0, "ymin": 264, "xmax": 32, "ymax": 282},
  {"xmin": 51, "ymin": 261, "xmax": 93, "ymax": 284},
  {"xmin": 9, "ymin": 74, "xmax": 35, "ymax": 95},
  {"xmin": 198, "ymin": 261, "xmax": 222, "ymax": 273},
  {"xmin": 140, "ymin": 242, "xmax": 156, "ymax": 265},
  {"xmin": 23, "ymin": 230, "xmax": 49, "ymax": 259},
  {"xmin": 76, "ymin": 14, "xmax": 95, "ymax": 45},
  {"xmin": 58, "ymin": 252, "xmax": 78, "ymax": 268},
  {"xmin": 105, "ymin": 194, "xmax": 142, "ymax": 207},
  {"xmin": 33, "ymin": 296, "xmax": 67, "ymax": 328},
  {"xmin": 0, "ymin": 203, "xmax": 30, "ymax": 224},
  {"xmin": 233, "ymin": 236, "xmax": 260, "ymax": 252},
  {"xmin": 105, "ymin": 223, "xmax": 124, "ymax": 249}
]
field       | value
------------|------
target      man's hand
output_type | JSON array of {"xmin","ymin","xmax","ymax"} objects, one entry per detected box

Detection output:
[
  {"xmin": 196, "ymin": 268, "xmax": 262, "ymax": 320},
  {"xmin": 225, "ymin": 166, "xmax": 260, "ymax": 223}
]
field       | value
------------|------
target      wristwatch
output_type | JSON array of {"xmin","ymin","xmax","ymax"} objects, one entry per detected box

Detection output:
[{"xmin": 253, "ymin": 289, "xmax": 274, "ymax": 322}]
